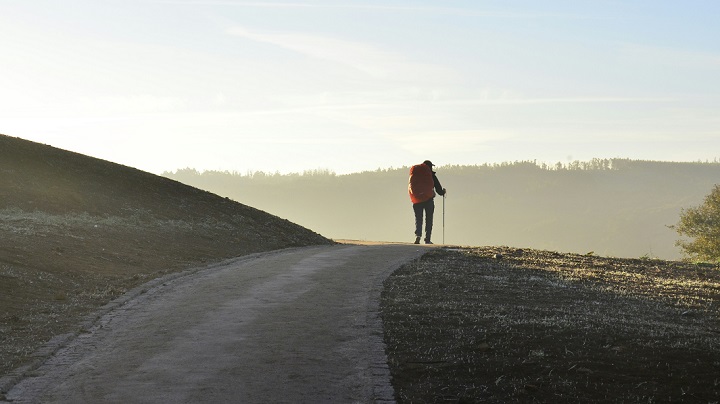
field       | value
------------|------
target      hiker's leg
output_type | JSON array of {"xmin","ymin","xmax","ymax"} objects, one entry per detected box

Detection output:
[
  {"xmin": 413, "ymin": 203, "xmax": 423, "ymax": 237},
  {"xmin": 424, "ymin": 199, "xmax": 435, "ymax": 242}
]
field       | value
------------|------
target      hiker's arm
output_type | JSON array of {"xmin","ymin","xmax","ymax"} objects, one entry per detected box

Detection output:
[{"xmin": 433, "ymin": 174, "xmax": 446, "ymax": 195}]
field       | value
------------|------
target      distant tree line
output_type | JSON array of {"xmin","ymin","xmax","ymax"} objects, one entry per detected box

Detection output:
[{"xmin": 164, "ymin": 159, "xmax": 720, "ymax": 261}]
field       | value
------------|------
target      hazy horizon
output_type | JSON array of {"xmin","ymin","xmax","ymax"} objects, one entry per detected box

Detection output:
[
  {"xmin": 2, "ymin": 1, "xmax": 719, "ymax": 175},
  {"xmin": 163, "ymin": 156, "xmax": 720, "ymax": 177},
  {"xmin": 165, "ymin": 159, "xmax": 720, "ymax": 260}
]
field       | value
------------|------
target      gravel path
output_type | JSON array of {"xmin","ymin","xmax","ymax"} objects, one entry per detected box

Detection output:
[{"xmin": 3, "ymin": 244, "xmax": 426, "ymax": 403}]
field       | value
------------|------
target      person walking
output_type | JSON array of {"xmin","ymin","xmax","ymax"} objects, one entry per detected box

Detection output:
[{"xmin": 408, "ymin": 160, "xmax": 447, "ymax": 244}]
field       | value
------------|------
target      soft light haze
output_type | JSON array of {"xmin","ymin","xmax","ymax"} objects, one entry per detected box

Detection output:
[{"xmin": 2, "ymin": 1, "xmax": 719, "ymax": 174}]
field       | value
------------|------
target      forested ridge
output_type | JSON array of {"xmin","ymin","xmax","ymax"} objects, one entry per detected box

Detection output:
[{"xmin": 164, "ymin": 159, "xmax": 720, "ymax": 260}]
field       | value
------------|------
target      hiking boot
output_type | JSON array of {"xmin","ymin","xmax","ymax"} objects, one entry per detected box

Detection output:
[{"xmin": 414, "ymin": 236, "xmax": 421, "ymax": 244}]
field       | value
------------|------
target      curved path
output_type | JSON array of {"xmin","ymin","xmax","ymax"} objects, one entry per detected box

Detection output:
[{"xmin": 3, "ymin": 243, "xmax": 427, "ymax": 403}]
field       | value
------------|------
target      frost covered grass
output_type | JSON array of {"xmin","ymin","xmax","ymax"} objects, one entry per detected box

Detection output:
[
  {"xmin": 382, "ymin": 247, "xmax": 720, "ymax": 403},
  {"xmin": 0, "ymin": 208, "xmax": 241, "ymax": 236}
]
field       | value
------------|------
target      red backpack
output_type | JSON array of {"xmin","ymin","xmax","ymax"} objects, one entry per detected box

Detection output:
[{"xmin": 408, "ymin": 164, "xmax": 435, "ymax": 204}]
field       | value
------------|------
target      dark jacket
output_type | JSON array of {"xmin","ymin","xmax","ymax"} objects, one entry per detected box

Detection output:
[{"xmin": 432, "ymin": 172, "xmax": 446, "ymax": 197}]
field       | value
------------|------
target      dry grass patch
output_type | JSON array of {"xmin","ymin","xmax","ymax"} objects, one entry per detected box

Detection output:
[
  {"xmin": 0, "ymin": 207, "xmax": 328, "ymax": 379},
  {"xmin": 381, "ymin": 247, "xmax": 720, "ymax": 403}
]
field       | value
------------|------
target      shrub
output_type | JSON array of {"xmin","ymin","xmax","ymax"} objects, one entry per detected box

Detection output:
[{"xmin": 674, "ymin": 184, "xmax": 720, "ymax": 262}]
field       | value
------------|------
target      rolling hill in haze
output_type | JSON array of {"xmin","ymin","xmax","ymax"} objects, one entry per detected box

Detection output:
[
  {"xmin": 0, "ymin": 134, "xmax": 331, "ymax": 377},
  {"xmin": 165, "ymin": 160, "xmax": 720, "ymax": 260}
]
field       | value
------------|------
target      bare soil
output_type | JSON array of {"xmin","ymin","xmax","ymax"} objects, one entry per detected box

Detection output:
[{"xmin": 381, "ymin": 246, "xmax": 720, "ymax": 403}]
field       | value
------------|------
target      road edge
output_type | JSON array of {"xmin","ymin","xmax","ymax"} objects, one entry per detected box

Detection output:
[
  {"xmin": 366, "ymin": 248, "xmax": 426, "ymax": 403},
  {"xmin": 0, "ymin": 247, "xmax": 306, "ymax": 397}
]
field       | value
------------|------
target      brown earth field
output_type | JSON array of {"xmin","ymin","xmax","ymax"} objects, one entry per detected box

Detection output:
[{"xmin": 381, "ymin": 246, "xmax": 720, "ymax": 403}]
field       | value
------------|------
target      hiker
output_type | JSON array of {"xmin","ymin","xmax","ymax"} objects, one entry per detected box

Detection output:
[{"xmin": 408, "ymin": 160, "xmax": 446, "ymax": 244}]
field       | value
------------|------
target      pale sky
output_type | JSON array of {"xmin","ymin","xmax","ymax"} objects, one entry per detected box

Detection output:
[{"xmin": 2, "ymin": 1, "xmax": 719, "ymax": 174}]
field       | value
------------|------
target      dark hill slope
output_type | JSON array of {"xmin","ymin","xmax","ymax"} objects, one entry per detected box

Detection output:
[{"xmin": 0, "ymin": 134, "xmax": 330, "ymax": 377}]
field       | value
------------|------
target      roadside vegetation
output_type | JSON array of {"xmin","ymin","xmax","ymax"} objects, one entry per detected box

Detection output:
[{"xmin": 674, "ymin": 184, "xmax": 720, "ymax": 262}]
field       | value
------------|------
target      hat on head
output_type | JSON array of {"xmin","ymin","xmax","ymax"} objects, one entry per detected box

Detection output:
[{"xmin": 423, "ymin": 160, "xmax": 434, "ymax": 166}]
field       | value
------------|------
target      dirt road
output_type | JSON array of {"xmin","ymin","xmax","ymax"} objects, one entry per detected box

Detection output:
[{"xmin": 3, "ymin": 243, "xmax": 426, "ymax": 403}]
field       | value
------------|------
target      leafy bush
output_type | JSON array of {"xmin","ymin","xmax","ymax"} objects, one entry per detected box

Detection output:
[{"xmin": 674, "ymin": 184, "xmax": 720, "ymax": 262}]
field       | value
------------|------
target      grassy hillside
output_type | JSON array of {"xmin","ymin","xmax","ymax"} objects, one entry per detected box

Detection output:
[
  {"xmin": 0, "ymin": 134, "xmax": 331, "ymax": 378},
  {"xmin": 164, "ymin": 160, "xmax": 720, "ymax": 260}
]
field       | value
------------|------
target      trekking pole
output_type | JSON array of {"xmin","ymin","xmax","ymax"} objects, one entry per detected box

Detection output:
[{"xmin": 443, "ymin": 193, "xmax": 446, "ymax": 244}]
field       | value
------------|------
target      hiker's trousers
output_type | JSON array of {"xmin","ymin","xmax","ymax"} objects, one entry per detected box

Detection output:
[{"xmin": 413, "ymin": 198, "xmax": 435, "ymax": 241}]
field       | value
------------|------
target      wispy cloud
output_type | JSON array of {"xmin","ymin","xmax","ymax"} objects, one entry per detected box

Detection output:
[
  {"xmin": 226, "ymin": 26, "xmax": 451, "ymax": 80},
  {"xmin": 159, "ymin": 1, "xmax": 585, "ymax": 19},
  {"xmin": 227, "ymin": 26, "xmax": 390, "ymax": 77},
  {"xmin": 439, "ymin": 96, "xmax": 676, "ymax": 105},
  {"xmin": 238, "ymin": 94, "xmax": 676, "ymax": 115}
]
